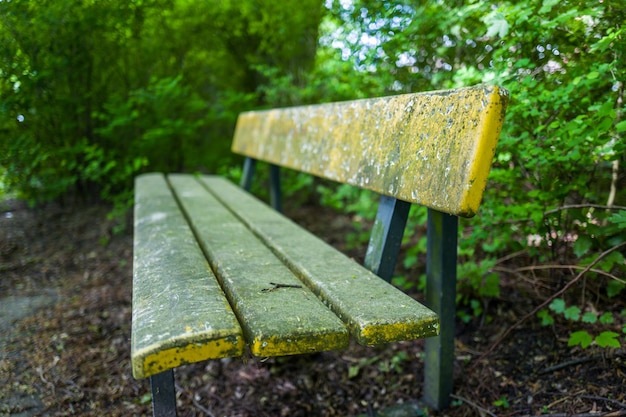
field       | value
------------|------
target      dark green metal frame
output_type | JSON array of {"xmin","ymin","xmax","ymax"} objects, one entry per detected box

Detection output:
[
  {"xmin": 150, "ymin": 369, "xmax": 177, "ymax": 417},
  {"xmin": 365, "ymin": 194, "xmax": 457, "ymax": 410},
  {"xmin": 424, "ymin": 209, "xmax": 457, "ymax": 409}
]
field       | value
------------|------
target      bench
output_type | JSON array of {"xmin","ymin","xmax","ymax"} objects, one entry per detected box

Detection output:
[{"xmin": 131, "ymin": 84, "xmax": 509, "ymax": 416}]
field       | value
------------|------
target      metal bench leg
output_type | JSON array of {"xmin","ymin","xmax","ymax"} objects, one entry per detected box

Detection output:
[
  {"xmin": 240, "ymin": 158, "xmax": 282, "ymax": 213},
  {"xmin": 240, "ymin": 157, "xmax": 257, "ymax": 191},
  {"xmin": 364, "ymin": 195, "xmax": 410, "ymax": 282},
  {"xmin": 269, "ymin": 164, "xmax": 282, "ymax": 213},
  {"xmin": 424, "ymin": 209, "xmax": 457, "ymax": 410},
  {"xmin": 150, "ymin": 369, "xmax": 178, "ymax": 417}
]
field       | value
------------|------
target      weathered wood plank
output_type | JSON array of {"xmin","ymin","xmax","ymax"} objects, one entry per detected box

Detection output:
[
  {"xmin": 167, "ymin": 174, "xmax": 349, "ymax": 357},
  {"xmin": 132, "ymin": 173, "xmax": 244, "ymax": 379},
  {"xmin": 199, "ymin": 175, "xmax": 439, "ymax": 345},
  {"xmin": 232, "ymin": 84, "xmax": 508, "ymax": 217}
]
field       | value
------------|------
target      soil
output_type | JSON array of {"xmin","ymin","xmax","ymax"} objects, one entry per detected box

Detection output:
[{"xmin": 0, "ymin": 198, "xmax": 625, "ymax": 417}]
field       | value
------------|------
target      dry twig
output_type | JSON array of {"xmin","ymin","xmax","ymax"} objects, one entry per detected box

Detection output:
[
  {"xmin": 450, "ymin": 394, "xmax": 498, "ymax": 417},
  {"xmin": 513, "ymin": 264, "xmax": 624, "ymax": 284},
  {"xmin": 532, "ymin": 413, "xmax": 626, "ymax": 417},
  {"xmin": 580, "ymin": 394, "xmax": 626, "ymax": 409},
  {"xmin": 544, "ymin": 204, "xmax": 626, "ymax": 215},
  {"xmin": 538, "ymin": 354, "xmax": 603, "ymax": 374}
]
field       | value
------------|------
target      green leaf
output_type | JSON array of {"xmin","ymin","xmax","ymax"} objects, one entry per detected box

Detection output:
[
  {"xmin": 568, "ymin": 331, "xmax": 593, "ymax": 348},
  {"xmin": 573, "ymin": 236, "xmax": 593, "ymax": 258},
  {"xmin": 608, "ymin": 211, "xmax": 626, "ymax": 230},
  {"xmin": 539, "ymin": 0, "xmax": 560, "ymax": 14},
  {"xmin": 531, "ymin": 210, "xmax": 544, "ymax": 227},
  {"xmin": 607, "ymin": 281, "xmax": 625, "ymax": 298},
  {"xmin": 549, "ymin": 298, "xmax": 566, "ymax": 314},
  {"xmin": 595, "ymin": 331, "xmax": 621, "ymax": 348},
  {"xmin": 482, "ymin": 11, "xmax": 509, "ymax": 38},
  {"xmin": 582, "ymin": 312, "xmax": 597, "ymax": 324},
  {"xmin": 482, "ymin": 273, "xmax": 501, "ymax": 298},
  {"xmin": 599, "ymin": 312, "xmax": 614, "ymax": 324},
  {"xmin": 537, "ymin": 309, "xmax": 554, "ymax": 326},
  {"xmin": 493, "ymin": 396, "xmax": 510, "ymax": 408},
  {"xmin": 564, "ymin": 306, "xmax": 581, "ymax": 321},
  {"xmin": 598, "ymin": 251, "xmax": 625, "ymax": 272},
  {"xmin": 616, "ymin": 120, "xmax": 626, "ymax": 133},
  {"xmin": 587, "ymin": 71, "xmax": 600, "ymax": 79},
  {"xmin": 348, "ymin": 365, "xmax": 360, "ymax": 379}
]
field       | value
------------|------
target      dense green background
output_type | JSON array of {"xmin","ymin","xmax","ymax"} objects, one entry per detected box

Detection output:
[{"xmin": 1, "ymin": 0, "xmax": 624, "ymax": 346}]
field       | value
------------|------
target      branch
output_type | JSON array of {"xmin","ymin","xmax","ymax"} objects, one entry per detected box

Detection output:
[
  {"xmin": 607, "ymin": 160, "xmax": 620, "ymax": 208},
  {"xmin": 538, "ymin": 354, "xmax": 602, "ymax": 375},
  {"xmin": 512, "ymin": 264, "xmax": 625, "ymax": 284},
  {"xmin": 607, "ymin": 79, "xmax": 623, "ymax": 208},
  {"xmin": 532, "ymin": 412, "xmax": 626, "ymax": 417},
  {"xmin": 450, "ymin": 394, "xmax": 498, "ymax": 417},
  {"xmin": 580, "ymin": 394, "xmax": 626, "ymax": 409},
  {"xmin": 469, "ymin": 241, "xmax": 626, "ymax": 370},
  {"xmin": 544, "ymin": 204, "xmax": 626, "ymax": 215}
]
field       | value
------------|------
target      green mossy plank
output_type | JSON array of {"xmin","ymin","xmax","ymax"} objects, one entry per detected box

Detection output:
[
  {"xmin": 232, "ymin": 84, "xmax": 508, "ymax": 217},
  {"xmin": 167, "ymin": 174, "xmax": 349, "ymax": 357},
  {"xmin": 199, "ymin": 176, "xmax": 439, "ymax": 345},
  {"xmin": 132, "ymin": 173, "xmax": 244, "ymax": 379}
]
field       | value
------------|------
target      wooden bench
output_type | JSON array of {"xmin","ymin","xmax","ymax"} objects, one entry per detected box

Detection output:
[{"xmin": 132, "ymin": 84, "xmax": 509, "ymax": 416}]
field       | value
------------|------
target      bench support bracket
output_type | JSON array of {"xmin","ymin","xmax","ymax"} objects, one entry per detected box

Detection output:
[
  {"xmin": 269, "ymin": 164, "xmax": 282, "ymax": 212},
  {"xmin": 364, "ymin": 195, "xmax": 411, "ymax": 282},
  {"xmin": 423, "ymin": 209, "xmax": 458, "ymax": 410},
  {"xmin": 240, "ymin": 157, "xmax": 282, "ymax": 212},
  {"xmin": 240, "ymin": 157, "xmax": 256, "ymax": 192},
  {"xmin": 150, "ymin": 369, "xmax": 177, "ymax": 417}
]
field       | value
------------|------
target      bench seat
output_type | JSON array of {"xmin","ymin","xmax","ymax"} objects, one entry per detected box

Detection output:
[
  {"xmin": 132, "ymin": 173, "xmax": 245, "ymax": 379},
  {"xmin": 132, "ymin": 173, "xmax": 439, "ymax": 380}
]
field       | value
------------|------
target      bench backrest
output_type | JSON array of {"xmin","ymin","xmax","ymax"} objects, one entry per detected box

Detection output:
[{"xmin": 232, "ymin": 84, "xmax": 508, "ymax": 218}]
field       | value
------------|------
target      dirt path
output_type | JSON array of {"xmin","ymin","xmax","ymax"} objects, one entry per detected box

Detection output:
[{"xmin": 1, "ymin": 291, "xmax": 58, "ymax": 417}]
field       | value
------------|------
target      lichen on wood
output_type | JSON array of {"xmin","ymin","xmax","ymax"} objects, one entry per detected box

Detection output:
[{"xmin": 232, "ymin": 84, "xmax": 508, "ymax": 217}]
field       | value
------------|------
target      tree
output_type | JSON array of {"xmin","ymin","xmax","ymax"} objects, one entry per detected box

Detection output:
[
  {"xmin": 0, "ymin": 0, "xmax": 325, "ymax": 205},
  {"xmin": 0, "ymin": 0, "xmax": 170, "ymax": 202}
]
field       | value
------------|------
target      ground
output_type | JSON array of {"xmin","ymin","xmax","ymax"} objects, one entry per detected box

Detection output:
[{"xmin": 0, "ymin": 199, "xmax": 624, "ymax": 417}]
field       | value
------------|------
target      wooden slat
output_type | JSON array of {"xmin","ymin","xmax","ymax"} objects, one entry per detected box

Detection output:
[
  {"xmin": 232, "ymin": 84, "xmax": 508, "ymax": 217},
  {"xmin": 199, "ymin": 175, "xmax": 439, "ymax": 345},
  {"xmin": 132, "ymin": 173, "xmax": 244, "ymax": 379},
  {"xmin": 167, "ymin": 174, "xmax": 349, "ymax": 357}
]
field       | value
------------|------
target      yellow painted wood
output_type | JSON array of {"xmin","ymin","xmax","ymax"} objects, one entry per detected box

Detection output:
[
  {"xmin": 199, "ymin": 176, "xmax": 440, "ymax": 345},
  {"xmin": 232, "ymin": 84, "xmax": 508, "ymax": 217},
  {"xmin": 167, "ymin": 174, "xmax": 349, "ymax": 357},
  {"xmin": 132, "ymin": 173, "xmax": 245, "ymax": 379}
]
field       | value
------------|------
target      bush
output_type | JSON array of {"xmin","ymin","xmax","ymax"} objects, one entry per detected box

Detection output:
[{"xmin": 318, "ymin": 0, "xmax": 625, "ymax": 344}]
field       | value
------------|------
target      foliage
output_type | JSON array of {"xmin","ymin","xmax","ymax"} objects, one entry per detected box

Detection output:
[
  {"xmin": 0, "ymin": 0, "xmax": 324, "ymax": 208},
  {"xmin": 317, "ymin": 0, "xmax": 625, "ymax": 343},
  {"xmin": 493, "ymin": 396, "xmax": 510, "ymax": 409},
  {"xmin": 461, "ymin": 1, "xmax": 624, "ymax": 309},
  {"xmin": 538, "ymin": 297, "xmax": 623, "ymax": 349}
]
